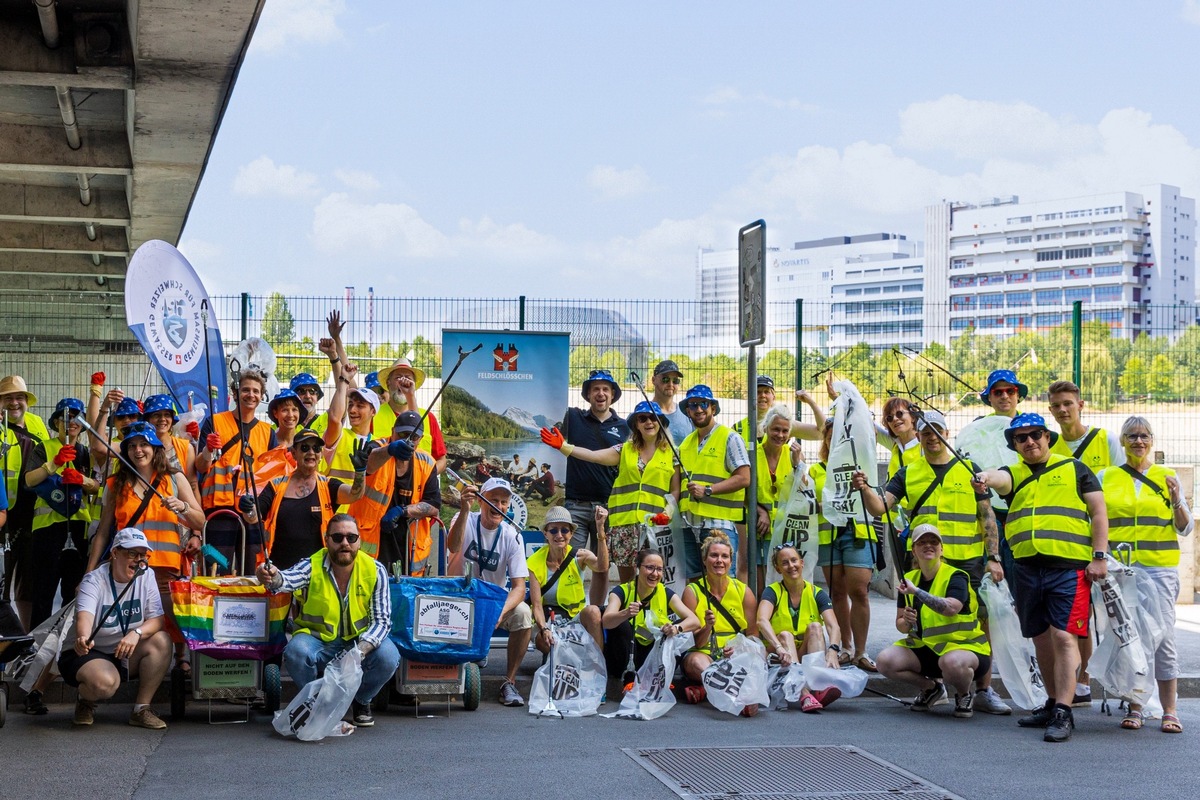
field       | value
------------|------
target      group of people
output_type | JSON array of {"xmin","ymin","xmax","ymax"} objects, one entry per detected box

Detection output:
[{"xmin": 1, "ymin": 340, "xmax": 1192, "ymax": 739}]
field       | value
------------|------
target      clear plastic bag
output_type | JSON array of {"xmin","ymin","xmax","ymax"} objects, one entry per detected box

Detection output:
[
  {"xmin": 822, "ymin": 381, "xmax": 876, "ymax": 528},
  {"xmin": 766, "ymin": 463, "xmax": 819, "ymax": 586},
  {"xmin": 765, "ymin": 663, "xmax": 806, "ymax": 710},
  {"xmin": 800, "ymin": 651, "xmax": 869, "ymax": 698},
  {"xmin": 978, "ymin": 578, "xmax": 1048, "ymax": 711},
  {"xmin": 273, "ymin": 646, "xmax": 363, "ymax": 741},
  {"xmin": 1090, "ymin": 557, "xmax": 1153, "ymax": 708},
  {"xmin": 529, "ymin": 616, "xmax": 607, "ymax": 717},
  {"xmin": 606, "ymin": 631, "xmax": 694, "ymax": 721},
  {"xmin": 700, "ymin": 633, "xmax": 770, "ymax": 716}
]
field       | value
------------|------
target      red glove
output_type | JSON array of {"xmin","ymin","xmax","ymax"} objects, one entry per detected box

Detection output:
[
  {"xmin": 186, "ymin": 421, "xmax": 200, "ymax": 440},
  {"xmin": 61, "ymin": 467, "xmax": 84, "ymax": 486},
  {"xmin": 205, "ymin": 433, "xmax": 222, "ymax": 452},
  {"xmin": 651, "ymin": 513, "xmax": 671, "ymax": 526},
  {"xmin": 54, "ymin": 445, "xmax": 77, "ymax": 466},
  {"xmin": 90, "ymin": 372, "xmax": 106, "ymax": 387},
  {"xmin": 540, "ymin": 427, "xmax": 565, "ymax": 450}
]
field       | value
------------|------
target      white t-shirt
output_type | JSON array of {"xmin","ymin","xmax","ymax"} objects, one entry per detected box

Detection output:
[
  {"xmin": 1061, "ymin": 429, "xmax": 1125, "ymax": 470},
  {"xmin": 76, "ymin": 563, "xmax": 163, "ymax": 653},
  {"xmin": 455, "ymin": 510, "xmax": 528, "ymax": 587}
]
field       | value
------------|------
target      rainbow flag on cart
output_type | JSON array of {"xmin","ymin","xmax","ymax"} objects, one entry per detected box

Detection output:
[{"xmin": 170, "ymin": 577, "xmax": 290, "ymax": 659}]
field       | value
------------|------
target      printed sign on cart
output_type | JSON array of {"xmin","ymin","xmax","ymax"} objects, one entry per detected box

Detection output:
[
  {"xmin": 213, "ymin": 597, "xmax": 269, "ymax": 642},
  {"xmin": 414, "ymin": 595, "xmax": 475, "ymax": 644}
]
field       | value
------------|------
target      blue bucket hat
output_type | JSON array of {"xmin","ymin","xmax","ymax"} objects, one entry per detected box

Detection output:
[
  {"xmin": 121, "ymin": 421, "xmax": 164, "ymax": 450},
  {"xmin": 630, "ymin": 400, "xmax": 669, "ymax": 428},
  {"xmin": 141, "ymin": 394, "xmax": 178, "ymax": 423},
  {"xmin": 268, "ymin": 388, "xmax": 304, "ymax": 422},
  {"xmin": 980, "ymin": 369, "xmax": 1029, "ymax": 406},
  {"xmin": 683, "ymin": 384, "xmax": 719, "ymax": 415},
  {"xmin": 365, "ymin": 371, "xmax": 382, "ymax": 391},
  {"xmin": 113, "ymin": 396, "xmax": 142, "ymax": 418},
  {"xmin": 1004, "ymin": 412, "xmax": 1058, "ymax": 451},
  {"xmin": 49, "ymin": 397, "xmax": 85, "ymax": 427},
  {"xmin": 289, "ymin": 372, "xmax": 324, "ymax": 400},
  {"xmin": 581, "ymin": 369, "xmax": 622, "ymax": 402}
]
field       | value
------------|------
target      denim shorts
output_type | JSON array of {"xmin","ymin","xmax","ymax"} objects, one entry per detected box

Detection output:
[{"xmin": 817, "ymin": 524, "xmax": 875, "ymax": 569}]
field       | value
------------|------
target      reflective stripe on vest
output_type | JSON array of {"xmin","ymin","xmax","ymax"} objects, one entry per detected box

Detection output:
[
  {"xmin": 620, "ymin": 580, "xmax": 670, "ymax": 646},
  {"xmin": 294, "ymin": 549, "xmax": 378, "ymax": 642},
  {"xmin": 200, "ymin": 413, "xmax": 271, "ymax": 510},
  {"xmin": 765, "ymin": 580, "xmax": 822, "ymax": 638},
  {"xmin": 263, "ymin": 473, "xmax": 334, "ymax": 557},
  {"xmin": 347, "ymin": 456, "xmax": 394, "ymax": 560},
  {"xmin": 689, "ymin": 577, "xmax": 747, "ymax": 650},
  {"xmin": 1102, "ymin": 464, "xmax": 1180, "ymax": 568},
  {"xmin": 888, "ymin": 440, "xmax": 921, "ymax": 479},
  {"xmin": 32, "ymin": 438, "xmax": 90, "ymax": 528},
  {"xmin": 528, "ymin": 545, "xmax": 586, "ymax": 617},
  {"xmin": 608, "ymin": 443, "xmax": 674, "ymax": 526},
  {"xmin": 904, "ymin": 458, "xmax": 983, "ymax": 560},
  {"xmin": 897, "ymin": 562, "xmax": 990, "ymax": 656},
  {"xmin": 110, "ymin": 473, "xmax": 182, "ymax": 570},
  {"xmin": 679, "ymin": 425, "xmax": 745, "ymax": 521},
  {"xmin": 1006, "ymin": 454, "xmax": 1092, "ymax": 562}
]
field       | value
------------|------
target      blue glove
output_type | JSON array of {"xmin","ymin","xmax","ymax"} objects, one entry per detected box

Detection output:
[
  {"xmin": 387, "ymin": 439, "xmax": 414, "ymax": 461},
  {"xmin": 238, "ymin": 493, "xmax": 256, "ymax": 514},
  {"xmin": 381, "ymin": 505, "xmax": 408, "ymax": 532}
]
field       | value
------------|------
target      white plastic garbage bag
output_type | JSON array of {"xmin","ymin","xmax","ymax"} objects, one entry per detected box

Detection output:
[
  {"xmin": 822, "ymin": 381, "xmax": 876, "ymax": 528},
  {"xmin": 1091, "ymin": 557, "xmax": 1153, "ymax": 708},
  {"xmin": 700, "ymin": 634, "xmax": 770, "ymax": 716},
  {"xmin": 766, "ymin": 663, "xmax": 806, "ymax": 710},
  {"xmin": 767, "ymin": 463, "xmax": 819, "ymax": 586},
  {"xmin": 955, "ymin": 415, "xmax": 1017, "ymax": 511},
  {"xmin": 10, "ymin": 601, "xmax": 75, "ymax": 691},
  {"xmin": 800, "ymin": 651, "xmax": 869, "ymax": 698},
  {"xmin": 273, "ymin": 647, "xmax": 363, "ymax": 741},
  {"xmin": 529, "ymin": 616, "xmax": 607, "ymax": 717},
  {"xmin": 978, "ymin": 578, "xmax": 1047, "ymax": 711},
  {"xmin": 606, "ymin": 631, "xmax": 694, "ymax": 721}
]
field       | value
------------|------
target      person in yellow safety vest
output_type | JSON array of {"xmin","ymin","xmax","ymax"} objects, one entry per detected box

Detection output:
[
  {"xmin": 528, "ymin": 505, "xmax": 608, "ymax": 654},
  {"xmin": 257, "ymin": 514, "xmax": 400, "ymax": 729},
  {"xmin": 1045, "ymin": 379, "xmax": 1124, "ymax": 710},
  {"xmin": 876, "ymin": 397, "xmax": 922, "ymax": 479},
  {"xmin": 756, "ymin": 542, "xmax": 842, "ymax": 712},
  {"xmin": 197, "ymin": 366, "xmax": 277, "ymax": 572},
  {"xmin": 853, "ymin": 408, "xmax": 1010, "ymax": 715},
  {"xmin": 0, "ymin": 374, "xmax": 49, "ymax": 443},
  {"xmin": 601, "ymin": 547, "xmax": 700, "ymax": 675},
  {"xmin": 680, "ymin": 531, "xmax": 759, "ymax": 714},
  {"xmin": 23, "ymin": 398, "xmax": 100, "ymax": 629},
  {"xmin": 1, "ymin": 374, "xmax": 46, "ymax": 629},
  {"xmin": 365, "ymin": 410, "xmax": 442, "ymax": 576},
  {"xmin": 241, "ymin": 428, "xmax": 367, "ymax": 570},
  {"xmin": 732, "ymin": 374, "xmax": 827, "ymax": 447},
  {"xmin": 373, "ymin": 357, "xmax": 447, "ymax": 472},
  {"xmin": 753, "ymin": 404, "xmax": 800, "ymax": 573},
  {"xmin": 811, "ymin": 418, "xmax": 876, "ymax": 673},
  {"xmin": 973, "ymin": 412, "xmax": 1108, "ymax": 743},
  {"xmin": 1101, "ymin": 416, "xmax": 1193, "ymax": 734},
  {"xmin": 320, "ymin": 383, "xmax": 377, "ymax": 492},
  {"xmin": 877, "ymin": 524, "xmax": 992, "ymax": 719},
  {"xmin": 678, "ymin": 385, "xmax": 750, "ymax": 582},
  {"xmin": 541, "ymin": 399, "xmax": 680, "ymax": 586}
]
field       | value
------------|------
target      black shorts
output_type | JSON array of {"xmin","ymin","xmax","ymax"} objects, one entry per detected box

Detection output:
[
  {"xmin": 1012, "ymin": 562, "xmax": 1090, "ymax": 639},
  {"xmin": 58, "ymin": 649, "xmax": 128, "ymax": 687},
  {"xmin": 911, "ymin": 645, "xmax": 991, "ymax": 683}
]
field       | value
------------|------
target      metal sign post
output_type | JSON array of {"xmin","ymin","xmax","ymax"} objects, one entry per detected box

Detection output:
[{"xmin": 738, "ymin": 220, "xmax": 766, "ymax": 590}]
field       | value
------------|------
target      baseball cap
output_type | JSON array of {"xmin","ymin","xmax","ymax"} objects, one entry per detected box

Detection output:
[
  {"xmin": 112, "ymin": 528, "xmax": 154, "ymax": 552},
  {"xmin": 910, "ymin": 524, "xmax": 942, "ymax": 544},
  {"xmin": 480, "ymin": 476, "xmax": 513, "ymax": 496},
  {"xmin": 349, "ymin": 387, "xmax": 381, "ymax": 413},
  {"xmin": 292, "ymin": 428, "xmax": 324, "ymax": 447},
  {"xmin": 757, "ymin": 375, "xmax": 775, "ymax": 389},
  {"xmin": 653, "ymin": 359, "xmax": 682, "ymax": 378},
  {"xmin": 392, "ymin": 410, "xmax": 423, "ymax": 437},
  {"xmin": 915, "ymin": 409, "xmax": 948, "ymax": 432}
]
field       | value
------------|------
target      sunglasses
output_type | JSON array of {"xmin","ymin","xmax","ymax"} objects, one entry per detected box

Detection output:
[
  {"xmin": 1125, "ymin": 432, "xmax": 1151, "ymax": 442},
  {"xmin": 1012, "ymin": 430, "xmax": 1045, "ymax": 444},
  {"xmin": 989, "ymin": 386, "xmax": 1019, "ymax": 397},
  {"xmin": 685, "ymin": 400, "xmax": 711, "ymax": 411},
  {"xmin": 884, "ymin": 412, "xmax": 909, "ymax": 422},
  {"xmin": 545, "ymin": 526, "xmax": 572, "ymax": 536},
  {"xmin": 657, "ymin": 376, "xmax": 683, "ymax": 385},
  {"xmin": 295, "ymin": 442, "xmax": 322, "ymax": 454},
  {"xmin": 634, "ymin": 414, "xmax": 659, "ymax": 425},
  {"xmin": 328, "ymin": 533, "xmax": 360, "ymax": 544}
]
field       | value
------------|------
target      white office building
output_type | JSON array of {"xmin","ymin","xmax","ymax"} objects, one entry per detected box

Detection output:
[{"xmin": 925, "ymin": 184, "xmax": 1197, "ymax": 344}]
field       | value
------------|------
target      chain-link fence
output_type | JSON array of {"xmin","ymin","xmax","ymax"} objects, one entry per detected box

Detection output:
[{"xmin": 4, "ymin": 291, "xmax": 1199, "ymax": 461}]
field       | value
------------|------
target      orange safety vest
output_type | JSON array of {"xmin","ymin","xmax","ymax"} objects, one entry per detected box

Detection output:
[
  {"xmin": 262, "ymin": 473, "xmax": 335, "ymax": 558},
  {"xmin": 375, "ymin": 449, "xmax": 437, "ymax": 576},
  {"xmin": 347, "ymin": 457, "xmax": 394, "ymax": 560},
  {"xmin": 200, "ymin": 412, "xmax": 273, "ymax": 511},
  {"xmin": 109, "ymin": 473, "xmax": 182, "ymax": 571}
]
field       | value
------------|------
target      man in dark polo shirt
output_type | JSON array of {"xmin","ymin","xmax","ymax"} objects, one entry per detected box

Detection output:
[{"xmin": 561, "ymin": 370, "xmax": 628, "ymax": 552}]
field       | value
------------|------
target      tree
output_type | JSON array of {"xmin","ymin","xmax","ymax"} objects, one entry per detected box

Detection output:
[
  {"xmin": 1119, "ymin": 356, "xmax": 1147, "ymax": 398},
  {"xmin": 261, "ymin": 292, "xmax": 295, "ymax": 346},
  {"xmin": 1149, "ymin": 353, "xmax": 1175, "ymax": 401}
]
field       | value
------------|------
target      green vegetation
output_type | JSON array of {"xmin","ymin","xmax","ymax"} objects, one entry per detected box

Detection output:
[{"xmin": 441, "ymin": 385, "xmax": 535, "ymax": 439}]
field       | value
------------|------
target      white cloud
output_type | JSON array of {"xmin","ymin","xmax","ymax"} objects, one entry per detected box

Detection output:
[
  {"xmin": 898, "ymin": 94, "xmax": 1098, "ymax": 160},
  {"xmin": 252, "ymin": 0, "xmax": 346, "ymax": 54},
  {"xmin": 1184, "ymin": 0, "xmax": 1200, "ymax": 25},
  {"xmin": 311, "ymin": 193, "xmax": 450, "ymax": 258},
  {"xmin": 333, "ymin": 169, "xmax": 381, "ymax": 192},
  {"xmin": 586, "ymin": 165, "xmax": 654, "ymax": 199},
  {"xmin": 701, "ymin": 86, "xmax": 819, "ymax": 114},
  {"xmin": 233, "ymin": 156, "xmax": 320, "ymax": 198},
  {"xmin": 456, "ymin": 216, "xmax": 561, "ymax": 260},
  {"xmin": 176, "ymin": 237, "xmax": 223, "ymax": 269}
]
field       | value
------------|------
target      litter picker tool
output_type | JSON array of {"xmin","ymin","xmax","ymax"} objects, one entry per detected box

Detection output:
[
  {"xmin": 863, "ymin": 686, "xmax": 913, "ymax": 706},
  {"xmin": 74, "ymin": 416, "xmax": 170, "ymax": 504},
  {"xmin": 537, "ymin": 610, "xmax": 564, "ymax": 719},
  {"xmin": 201, "ymin": 299, "xmax": 217, "ymax": 413},
  {"xmin": 628, "ymin": 370, "xmax": 691, "ymax": 482},
  {"xmin": 406, "ymin": 343, "xmax": 482, "ymax": 444},
  {"xmin": 445, "ymin": 467, "xmax": 521, "ymax": 532}
]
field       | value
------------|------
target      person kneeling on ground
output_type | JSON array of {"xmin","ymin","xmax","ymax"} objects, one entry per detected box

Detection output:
[
  {"xmin": 876, "ymin": 524, "xmax": 992, "ymax": 719},
  {"xmin": 60, "ymin": 528, "xmax": 172, "ymax": 729},
  {"xmin": 256, "ymin": 514, "xmax": 400, "ymax": 728}
]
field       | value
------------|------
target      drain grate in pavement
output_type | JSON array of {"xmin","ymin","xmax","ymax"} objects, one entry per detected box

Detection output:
[{"xmin": 623, "ymin": 745, "xmax": 964, "ymax": 800}]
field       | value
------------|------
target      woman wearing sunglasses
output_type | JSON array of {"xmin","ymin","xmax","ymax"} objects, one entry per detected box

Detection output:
[
  {"xmin": 529, "ymin": 505, "xmax": 608, "ymax": 652},
  {"xmin": 602, "ymin": 547, "xmax": 700, "ymax": 672},
  {"xmin": 239, "ymin": 428, "xmax": 366, "ymax": 570},
  {"xmin": 542, "ymin": 400, "xmax": 680, "ymax": 584},
  {"xmin": 877, "ymin": 397, "xmax": 921, "ymax": 479},
  {"xmin": 757, "ymin": 543, "xmax": 842, "ymax": 712},
  {"xmin": 1099, "ymin": 417, "xmax": 1192, "ymax": 734}
]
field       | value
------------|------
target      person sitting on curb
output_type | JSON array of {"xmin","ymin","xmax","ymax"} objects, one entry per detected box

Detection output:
[
  {"xmin": 876, "ymin": 524, "xmax": 992, "ymax": 719},
  {"xmin": 529, "ymin": 505, "xmax": 608, "ymax": 653},
  {"xmin": 256, "ymin": 514, "xmax": 400, "ymax": 728},
  {"xmin": 60, "ymin": 528, "xmax": 172, "ymax": 729}
]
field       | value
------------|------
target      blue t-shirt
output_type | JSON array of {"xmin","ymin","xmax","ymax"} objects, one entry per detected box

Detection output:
[
  {"xmin": 562, "ymin": 407, "xmax": 628, "ymax": 502},
  {"xmin": 660, "ymin": 404, "xmax": 693, "ymax": 448}
]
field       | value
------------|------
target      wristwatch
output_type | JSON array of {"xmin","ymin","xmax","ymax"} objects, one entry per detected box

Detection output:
[
  {"xmin": 987, "ymin": 553, "xmax": 1001, "ymax": 564},
  {"xmin": 133, "ymin": 627, "xmax": 144, "ymax": 638},
  {"xmin": 827, "ymin": 643, "xmax": 841, "ymax": 653},
  {"xmin": 703, "ymin": 486, "xmax": 713, "ymax": 497},
  {"xmin": 1092, "ymin": 550, "xmax": 1106, "ymax": 561}
]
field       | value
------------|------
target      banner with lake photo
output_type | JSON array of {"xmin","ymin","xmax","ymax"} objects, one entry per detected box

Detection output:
[{"xmin": 441, "ymin": 330, "xmax": 570, "ymax": 528}]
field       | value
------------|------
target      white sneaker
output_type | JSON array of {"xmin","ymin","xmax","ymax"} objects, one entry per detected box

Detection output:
[{"xmin": 975, "ymin": 686, "xmax": 1012, "ymax": 715}]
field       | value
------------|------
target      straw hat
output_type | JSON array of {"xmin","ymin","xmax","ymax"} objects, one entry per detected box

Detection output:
[
  {"xmin": 377, "ymin": 358, "xmax": 426, "ymax": 391},
  {"xmin": 0, "ymin": 375, "xmax": 37, "ymax": 406}
]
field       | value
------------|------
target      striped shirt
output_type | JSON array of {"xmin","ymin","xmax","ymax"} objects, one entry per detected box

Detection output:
[{"xmin": 269, "ymin": 552, "xmax": 391, "ymax": 649}]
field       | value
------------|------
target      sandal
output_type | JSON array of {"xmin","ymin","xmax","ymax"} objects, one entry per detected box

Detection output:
[
  {"xmin": 852, "ymin": 654, "xmax": 878, "ymax": 673},
  {"xmin": 740, "ymin": 703, "xmax": 759, "ymax": 717},
  {"xmin": 800, "ymin": 694, "xmax": 823, "ymax": 713},
  {"xmin": 811, "ymin": 687, "xmax": 842, "ymax": 708},
  {"xmin": 1120, "ymin": 710, "xmax": 1143, "ymax": 730},
  {"xmin": 1161, "ymin": 713, "xmax": 1183, "ymax": 734},
  {"xmin": 683, "ymin": 685, "xmax": 707, "ymax": 705},
  {"xmin": 837, "ymin": 650, "xmax": 852, "ymax": 667}
]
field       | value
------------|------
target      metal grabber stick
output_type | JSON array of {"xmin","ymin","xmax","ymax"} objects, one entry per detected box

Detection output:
[
  {"xmin": 410, "ymin": 344, "xmax": 483, "ymax": 445},
  {"xmin": 537, "ymin": 609, "xmax": 563, "ymax": 719}
]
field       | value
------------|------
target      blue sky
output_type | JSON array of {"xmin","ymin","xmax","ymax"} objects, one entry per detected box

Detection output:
[{"xmin": 178, "ymin": 1, "xmax": 1200, "ymax": 300}]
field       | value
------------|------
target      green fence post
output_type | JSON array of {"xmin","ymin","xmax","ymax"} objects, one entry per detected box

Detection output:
[
  {"xmin": 795, "ymin": 298, "xmax": 804, "ymax": 390},
  {"xmin": 519, "ymin": 295, "xmax": 526, "ymax": 331},
  {"xmin": 240, "ymin": 292, "xmax": 249, "ymax": 341},
  {"xmin": 1072, "ymin": 300, "xmax": 1082, "ymax": 386}
]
